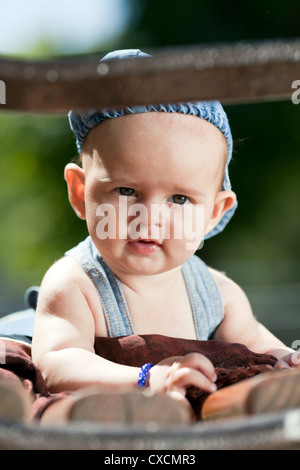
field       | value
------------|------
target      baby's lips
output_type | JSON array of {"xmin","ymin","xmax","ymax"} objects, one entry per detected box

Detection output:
[
  {"xmin": 129, "ymin": 237, "xmax": 163, "ymax": 246},
  {"xmin": 128, "ymin": 238, "xmax": 162, "ymax": 255},
  {"xmin": 135, "ymin": 236, "xmax": 162, "ymax": 245}
]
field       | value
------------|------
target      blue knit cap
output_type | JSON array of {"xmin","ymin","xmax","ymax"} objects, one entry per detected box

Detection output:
[{"xmin": 68, "ymin": 49, "xmax": 237, "ymax": 239}]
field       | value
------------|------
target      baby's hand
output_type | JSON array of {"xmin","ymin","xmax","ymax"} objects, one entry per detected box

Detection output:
[
  {"xmin": 149, "ymin": 353, "xmax": 217, "ymax": 419},
  {"xmin": 275, "ymin": 351, "xmax": 300, "ymax": 370}
]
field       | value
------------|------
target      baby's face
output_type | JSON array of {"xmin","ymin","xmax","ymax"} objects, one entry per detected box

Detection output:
[{"xmin": 70, "ymin": 112, "xmax": 233, "ymax": 277}]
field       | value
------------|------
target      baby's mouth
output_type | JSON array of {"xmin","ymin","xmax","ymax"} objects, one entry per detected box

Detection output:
[{"xmin": 128, "ymin": 238, "xmax": 162, "ymax": 254}]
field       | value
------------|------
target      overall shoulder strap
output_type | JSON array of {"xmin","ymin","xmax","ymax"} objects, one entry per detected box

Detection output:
[
  {"xmin": 65, "ymin": 237, "xmax": 134, "ymax": 338},
  {"xmin": 182, "ymin": 255, "xmax": 224, "ymax": 340}
]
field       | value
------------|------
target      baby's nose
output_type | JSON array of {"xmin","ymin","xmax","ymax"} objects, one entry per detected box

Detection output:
[{"xmin": 128, "ymin": 201, "xmax": 169, "ymax": 238}]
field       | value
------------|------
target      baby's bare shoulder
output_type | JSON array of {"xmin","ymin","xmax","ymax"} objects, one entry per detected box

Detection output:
[
  {"xmin": 40, "ymin": 256, "xmax": 93, "ymax": 293},
  {"xmin": 208, "ymin": 266, "xmax": 235, "ymax": 289},
  {"xmin": 37, "ymin": 256, "xmax": 96, "ymax": 311},
  {"xmin": 37, "ymin": 256, "xmax": 106, "ymax": 335},
  {"xmin": 208, "ymin": 266, "xmax": 247, "ymax": 305}
]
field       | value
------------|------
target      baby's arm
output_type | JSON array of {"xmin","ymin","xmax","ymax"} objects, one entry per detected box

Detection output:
[
  {"xmin": 31, "ymin": 257, "xmax": 140, "ymax": 393},
  {"xmin": 32, "ymin": 257, "xmax": 216, "ymax": 417},
  {"xmin": 210, "ymin": 268, "xmax": 295, "ymax": 366}
]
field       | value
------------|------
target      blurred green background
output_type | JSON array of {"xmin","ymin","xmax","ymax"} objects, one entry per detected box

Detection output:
[{"xmin": 0, "ymin": 0, "xmax": 299, "ymax": 345}]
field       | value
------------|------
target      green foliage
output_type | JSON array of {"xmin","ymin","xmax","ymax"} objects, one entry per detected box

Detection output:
[
  {"xmin": 0, "ymin": 112, "xmax": 87, "ymax": 297},
  {"xmin": 202, "ymin": 100, "xmax": 300, "ymax": 272},
  {"xmin": 122, "ymin": 0, "xmax": 300, "ymax": 47}
]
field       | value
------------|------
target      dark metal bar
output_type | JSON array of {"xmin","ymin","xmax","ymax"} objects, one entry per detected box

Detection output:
[
  {"xmin": 0, "ymin": 39, "xmax": 300, "ymax": 113},
  {"xmin": 1, "ymin": 409, "xmax": 300, "ymax": 450}
]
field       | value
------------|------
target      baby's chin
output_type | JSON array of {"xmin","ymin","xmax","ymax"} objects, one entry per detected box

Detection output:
[{"xmin": 92, "ymin": 235, "xmax": 198, "ymax": 274}]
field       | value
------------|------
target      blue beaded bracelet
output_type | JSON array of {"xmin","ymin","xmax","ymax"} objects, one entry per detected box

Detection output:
[{"xmin": 138, "ymin": 363, "xmax": 154, "ymax": 388}]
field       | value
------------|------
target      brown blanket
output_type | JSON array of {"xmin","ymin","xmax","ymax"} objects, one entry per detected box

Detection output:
[
  {"xmin": 95, "ymin": 334, "xmax": 277, "ymax": 417},
  {"xmin": 0, "ymin": 335, "xmax": 277, "ymax": 420},
  {"xmin": 0, "ymin": 339, "xmax": 69, "ymax": 420}
]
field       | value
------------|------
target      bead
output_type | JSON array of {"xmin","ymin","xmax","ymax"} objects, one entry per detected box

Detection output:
[{"xmin": 138, "ymin": 363, "xmax": 154, "ymax": 388}]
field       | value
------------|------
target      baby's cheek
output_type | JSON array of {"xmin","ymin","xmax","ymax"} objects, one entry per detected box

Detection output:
[{"xmin": 171, "ymin": 204, "xmax": 205, "ymax": 249}]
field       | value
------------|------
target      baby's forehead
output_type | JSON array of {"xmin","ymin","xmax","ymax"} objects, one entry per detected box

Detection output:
[
  {"xmin": 159, "ymin": 112, "xmax": 226, "ymax": 142},
  {"xmin": 83, "ymin": 112, "xmax": 227, "ymax": 187},
  {"xmin": 85, "ymin": 111, "xmax": 227, "ymax": 153},
  {"xmin": 139, "ymin": 111, "xmax": 212, "ymax": 132}
]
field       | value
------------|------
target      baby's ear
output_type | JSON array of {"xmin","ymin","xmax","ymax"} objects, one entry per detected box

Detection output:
[
  {"xmin": 64, "ymin": 163, "xmax": 86, "ymax": 219},
  {"xmin": 205, "ymin": 191, "xmax": 236, "ymax": 235}
]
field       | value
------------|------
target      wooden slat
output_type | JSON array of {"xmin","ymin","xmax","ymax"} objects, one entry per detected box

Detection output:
[{"xmin": 0, "ymin": 39, "xmax": 300, "ymax": 113}]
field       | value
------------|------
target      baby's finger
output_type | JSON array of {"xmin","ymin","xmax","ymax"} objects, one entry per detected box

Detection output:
[
  {"xmin": 168, "ymin": 367, "xmax": 217, "ymax": 394},
  {"xmin": 274, "ymin": 356, "xmax": 293, "ymax": 370},
  {"xmin": 180, "ymin": 353, "xmax": 217, "ymax": 383}
]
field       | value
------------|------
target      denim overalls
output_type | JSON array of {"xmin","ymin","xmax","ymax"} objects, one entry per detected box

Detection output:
[{"xmin": 65, "ymin": 236, "xmax": 224, "ymax": 340}]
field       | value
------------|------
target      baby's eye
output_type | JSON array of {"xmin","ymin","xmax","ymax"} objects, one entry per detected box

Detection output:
[
  {"xmin": 170, "ymin": 194, "xmax": 190, "ymax": 205},
  {"xmin": 115, "ymin": 187, "xmax": 136, "ymax": 197}
]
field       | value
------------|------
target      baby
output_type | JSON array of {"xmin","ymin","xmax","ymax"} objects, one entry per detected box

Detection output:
[{"xmin": 31, "ymin": 49, "xmax": 297, "ymax": 418}]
